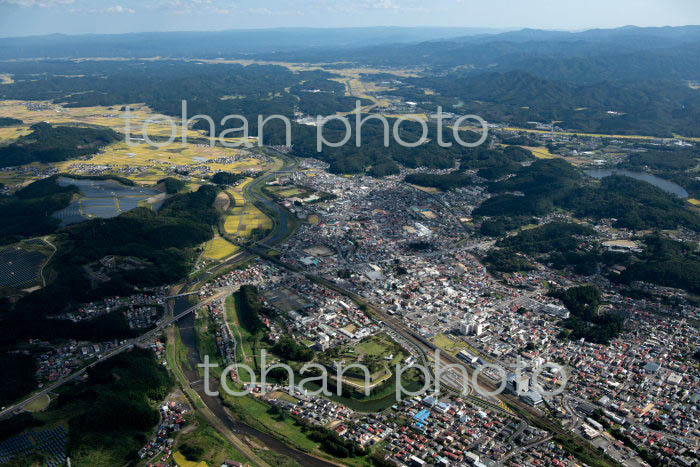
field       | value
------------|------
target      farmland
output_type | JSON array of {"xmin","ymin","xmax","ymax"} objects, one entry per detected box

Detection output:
[
  {"xmin": 202, "ymin": 236, "xmax": 238, "ymax": 261},
  {"xmin": 519, "ymin": 145, "xmax": 557, "ymax": 159},
  {"xmin": 0, "ymin": 101, "xmax": 205, "ymax": 140},
  {"xmin": 54, "ymin": 141, "xmax": 266, "ymax": 183},
  {"xmin": 223, "ymin": 179, "xmax": 273, "ymax": 239},
  {"xmin": 0, "ymin": 99, "xmax": 272, "ymax": 187}
]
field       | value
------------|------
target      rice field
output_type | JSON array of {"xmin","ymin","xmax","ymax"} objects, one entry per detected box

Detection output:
[
  {"xmin": 0, "ymin": 100, "xmax": 270, "ymax": 178},
  {"xmin": 520, "ymin": 145, "xmax": 557, "ymax": 159},
  {"xmin": 223, "ymin": 205, "xmax": 272, "ymax": 237},
  {"xmin": 0, "ymin": 126, "xmax": 30, "ymax": 143},
  {"xmin": 0, "ymin": 100, "xmax": 204, "ymax": 139},
  {"xmin": 203, "ymin": 236, "xmax": 239, "ymax": 260},
  {"xmin": 688, "ymin": 198, "xmax": 700, "ymax": 206},
  {"xmin": 53, "ymin": 141, "xmax": 261, "ymax": 175}
]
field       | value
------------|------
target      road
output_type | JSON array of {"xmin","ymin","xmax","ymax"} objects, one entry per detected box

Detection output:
[
  {"xmin": 174, "ymin": 299, "xmax": 338, "ymax": 467},
  {"xmin": 0, "ymin": 289, "xmax": 231, "ymax": 419},
  {"xmin": 242, "ymin": 243, "xmax": 621, "ymax": 466}
]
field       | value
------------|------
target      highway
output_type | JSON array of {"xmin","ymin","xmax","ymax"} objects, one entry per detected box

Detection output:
[
  {"xmin": 2, "ymin": 150, "xmax": 617, "ymax": 466},
  {"xmin": 0, "ymin": 288, "xmax": 231, "ymax": 419}
]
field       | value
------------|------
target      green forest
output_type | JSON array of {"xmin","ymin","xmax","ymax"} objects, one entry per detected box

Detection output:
[
  {"xmin": 0, "ymin": 182, "xmax": 221, "ymax": 347},
  {"xmin": 0, "ymin": 123, "xmax": 118, "ymax": 168}
]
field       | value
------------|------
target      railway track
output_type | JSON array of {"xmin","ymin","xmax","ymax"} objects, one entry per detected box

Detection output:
[{"xmin": 242, "ymin": 243, "xmax": 621, "ymax": 466}]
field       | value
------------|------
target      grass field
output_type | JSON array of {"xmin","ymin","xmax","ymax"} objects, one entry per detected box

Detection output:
[
  {"xmin": 225, "ymin": 294, "xmax": 256, "ymax": 381},
  {"xmin": 268, "ymin": 390, "xmax": 301, "ymax": 404},
  {"xmin": 355, "ymin": 333, "xmax": 401, "ymax": 361},
  {"xmin": 24, "ymin": 394, "xmax": 50, "ymax": 413},
  {"xmin": 194, "ymin": 312, "xmax": 223, "ymax": 370},
  {"xmin": 174, "ymin": 413, "xmax": 249, "ymax": 467},
  {"xmin": 431, "ymin": 333, "xmax": 492, "ymax": 362},
  {"xmin": 276, "ymin": 187, "xmax": 305, "ymax": 198},
  {"xmin": 222, "ymin": 393, "xmax": 321, "ymax": 453},
  {"xmin": 203, "ymin": 236, "xmax": 239, "ymax": 260}
]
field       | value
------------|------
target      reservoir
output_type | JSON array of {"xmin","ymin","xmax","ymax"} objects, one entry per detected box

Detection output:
[{"xmin": 584, "ymin": 169, "xmax": 689, "ymax": 199}]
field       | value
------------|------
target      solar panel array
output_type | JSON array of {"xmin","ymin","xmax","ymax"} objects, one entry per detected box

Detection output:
[
  {"xmin": 0, "ymin": 425, "xmax": 67, "ymax": 466},
  {"xmin": 0, "ymin": 248, "xmax": 45, "ymax": 287},
  {"xmin": 54, "ymin": 177, "xmax": 160, "ymax": 226}
]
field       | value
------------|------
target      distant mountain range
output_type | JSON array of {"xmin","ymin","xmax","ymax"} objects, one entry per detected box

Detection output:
[
  {"xmin": 0, "ymin": 27, "xmax": 505, "ymax": 60},
  {"xmin": 2, "ymin": 25, "xmax": 699, "ymax": 85},
  {"xmin": 263, "ymin": 25, "xmax": 700, "ymax": 83}
]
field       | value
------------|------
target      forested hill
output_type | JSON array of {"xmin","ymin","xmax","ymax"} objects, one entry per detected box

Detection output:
[
  {"xmin": 263, "ymin": 25, "xmax": 700, "ymax": 82},
  {"xmin": 0, "ymin": 123, "xmax": 119, "ymax": 168},
  {"xmin": 0, "ymin": 182, "xmax": 222, "ymax": 347},
  {"xmin": 387, "ymin": 71, "xmax": 700, "ymax": 137}
]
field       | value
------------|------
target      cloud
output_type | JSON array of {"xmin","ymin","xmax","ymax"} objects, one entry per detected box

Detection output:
[
  {"xmin": 104, "ymin": 4, "xmax": 135, "ymax": 13},
  {"xmin": 0, "ymin": 0, "xmax": 74, "ymax": 6}
]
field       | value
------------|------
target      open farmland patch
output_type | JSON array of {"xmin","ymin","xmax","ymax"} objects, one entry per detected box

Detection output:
[{"xmin": 203, "ymin": 236, "xmax": 238, "ymax": 260}]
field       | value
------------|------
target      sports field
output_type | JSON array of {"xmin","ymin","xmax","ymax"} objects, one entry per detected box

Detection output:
[{"xmin": 24, "ymin": 394, "xmax": 50, "ymax": 413}]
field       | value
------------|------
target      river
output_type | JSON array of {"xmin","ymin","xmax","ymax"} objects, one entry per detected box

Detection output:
[
  {"xmin": 584, "ymin": 169, "xmax": 689, "ymax": 198},
  {"xmin": 174, "ymin": 298, "xmax": 336, "ymax": 467}
]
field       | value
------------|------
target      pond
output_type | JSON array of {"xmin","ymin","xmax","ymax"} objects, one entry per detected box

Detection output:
[{"xmin": 584, "ymin": 169, "xmax": 689, "ymax": 199}]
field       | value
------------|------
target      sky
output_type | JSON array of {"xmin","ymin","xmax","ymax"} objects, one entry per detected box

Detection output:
[{"xmin": 0, "ymin": 0, "xmax": 699, "ymax": 37}]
